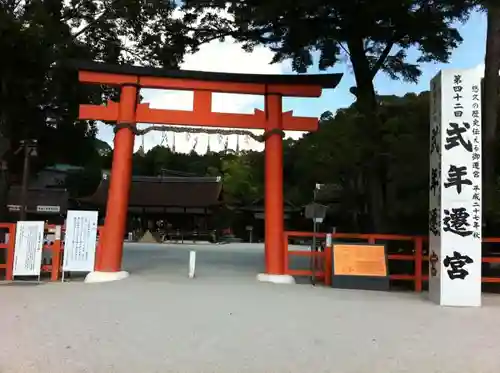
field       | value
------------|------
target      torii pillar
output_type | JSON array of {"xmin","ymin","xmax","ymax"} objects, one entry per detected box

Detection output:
[{"xmin": 73, "ymin": 61, "xmax": 342, "ymax": 284}]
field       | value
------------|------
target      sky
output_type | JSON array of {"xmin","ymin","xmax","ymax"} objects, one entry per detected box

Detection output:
[{"xmin": 97, "ymin": 11, "xmax": 487, "ymax": 154}]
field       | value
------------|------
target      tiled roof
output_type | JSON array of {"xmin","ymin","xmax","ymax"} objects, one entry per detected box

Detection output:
[
  {"xmin": 71, "ymin": 60, "xmax": 343, "ymax": 89},
  {"xmin": 80, "ymin": 176, "xmax": 223, "ymax": 207},
  {"xmin": 233, "ymin": 198, "xmax": 301, "ymax": 212},
  {"xmin": 7, "ymin": 186, "xmax": 68, "ymax": 213},
  {"xmin": 44, "ymin": 164, "xmax": 84, "ymax": 173}
]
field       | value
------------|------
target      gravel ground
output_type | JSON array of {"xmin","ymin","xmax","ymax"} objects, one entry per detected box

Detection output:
[{"xmin": 1, "ymin": 243, "xmax": 500, "ymax": 373}]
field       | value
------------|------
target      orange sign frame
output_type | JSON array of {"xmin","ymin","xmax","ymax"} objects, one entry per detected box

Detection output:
[{"xmin": 333, "ymin": 244, "xmax": 387, "ymax": 277}]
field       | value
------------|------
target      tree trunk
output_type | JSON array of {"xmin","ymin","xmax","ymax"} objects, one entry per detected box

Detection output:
[
  {"xmin": 483, "ymin": 3, "xmax": 500, "ymax": 231},
  {"xmin": 347, "ymin": 37, "xmax": 387, "ymax": 233}
]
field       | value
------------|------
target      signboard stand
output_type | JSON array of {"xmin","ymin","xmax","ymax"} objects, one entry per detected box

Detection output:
[
  {"xmin": 245, "ymin": 225, "xmax": 253, "ymax": 243},
  {"xmin": 62, "ymin": 210, "xmax": 99, "ymax": 281},
  {"xmin": 304, "ymin": 203, "xmax": 327, "ymax": 286},
  {"xmin": 331, "ymin": 243, "xmax": 390, "ymax": 291},
  {"xmin": 14, "ymin": 271, "xmax": 44, "ymax": 283},
  {"xmin": 12, "ymin": 221, "xmax": 44, "ymax": 283}
]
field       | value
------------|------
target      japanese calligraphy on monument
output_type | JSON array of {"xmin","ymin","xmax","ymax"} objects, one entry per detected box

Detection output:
[
  {"xmin": 429, "ymin": 68, "xmax": 482, "ymax": 307},
  {"xmin": 63, "ymin": 210, "xmax": 99, "ymax": 272},
  {"xmin": 429, "ymin": 73, "xmax": 442, "ymax": 292},
  {"xmin": 13, "ymin": 221, "xmax": 44, "ymax": 277}
]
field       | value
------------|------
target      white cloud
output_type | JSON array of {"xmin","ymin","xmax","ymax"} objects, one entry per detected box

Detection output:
[{"xmin": 97, "ymin": 34, "xmax": 292, "ymax": 154}]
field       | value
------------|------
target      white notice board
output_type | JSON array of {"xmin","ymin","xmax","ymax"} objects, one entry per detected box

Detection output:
[
  {"xmin": 13, "ymin": 221, "xmax": 44, "ymax": 277},
  {"xmin": 63, "ymin": 210, "xmax": 98, "ymax": 272}
]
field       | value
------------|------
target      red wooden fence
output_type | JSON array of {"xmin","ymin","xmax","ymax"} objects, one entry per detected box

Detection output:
[
  {"xmin": 0, "ymin": 223, "xmax": 16, "ymax": 280},
  {"xmin": 0, "ymin": 224, "xmax": 103, "ymax": 281},
  {"xmin": 284, "ymin": 231, "xmax": 500, "ymax": 291},
  {"xmin": 2, "ymin": 225, "xmax": 500, "ymax": 288}
]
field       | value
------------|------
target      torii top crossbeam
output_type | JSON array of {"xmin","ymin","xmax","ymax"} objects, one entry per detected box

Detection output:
[{"xmin": 73, "ymin": 60, "xmax": 342, "ymax": 132}]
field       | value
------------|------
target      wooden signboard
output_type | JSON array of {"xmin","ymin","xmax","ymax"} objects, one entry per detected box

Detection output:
[{"xmin": 331, "ymin": 243, "xmax": 390, "ymax": 291}]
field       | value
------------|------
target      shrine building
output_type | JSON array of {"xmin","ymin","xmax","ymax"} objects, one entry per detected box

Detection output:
[{"xmin": 78, "ymin": 173, "xmax": 223, "ymax": 240}]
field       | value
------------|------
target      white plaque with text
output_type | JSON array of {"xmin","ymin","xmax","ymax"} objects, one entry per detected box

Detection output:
[
  {"xmin": 63, "ymin": 210, "xmax": 98, "ymax": 272},
  {"xmin": 13, "ymin": 221, "xmax": 44, "ymax": 277}
]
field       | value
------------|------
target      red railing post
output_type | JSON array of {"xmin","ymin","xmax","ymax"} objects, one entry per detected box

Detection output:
[
  {"xmin": 283, "ymin": 232, "xmax": 289, "ymax": 274},
  {"xmin": 414, "ymin": 237, "xmax": 423, "ymax": 292},
  {"xmin": 51, "ymin": 238, "xmax": 62, "ymax": 281},
  {"xmin": 282, "ymin": 232, "xmax": 500, "ymax": 288},
  {"xmin": 5, "ymin": 223, "xmax": 15, "ymax": 281}
]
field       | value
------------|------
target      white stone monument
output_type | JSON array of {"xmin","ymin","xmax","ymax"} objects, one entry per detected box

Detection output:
[{"xmin": 429, "ymin": 68, "xmax": 483, "ymax": 307}]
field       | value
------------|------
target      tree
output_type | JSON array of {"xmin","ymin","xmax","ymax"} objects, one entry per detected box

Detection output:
[
  {"xmin": 288, "ymin": 92, "xmax": 430, "ymax": 233},
  {"xmin": 219, "ymin": 152, "xmax": 261, "ymax": 204},
  {"xmin": 64, "ymin": 165, "xmax": 103, "ymax": 198},
  {"xmin": 482, "ymin": 1, "xmax": 500, "ymax": 229},
  {"xmin": 0, "ymin": 0, "xmax": 205, "ymax": 217},
  {"xmin": 183, "ymin": 0, "xmax": 477, "ymax": 231},
  {"xmin": 1, "ymin": 0, "xmax": 199, "ymax": 165},
  {"xmin": 94, "ymin": 138, "xmax": 112, "ymax": 157}
]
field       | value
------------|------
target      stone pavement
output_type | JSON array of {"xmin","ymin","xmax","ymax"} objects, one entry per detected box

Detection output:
[{"xmin": 0, "ymin": 243, "xmax": 499, "ymax": 372}]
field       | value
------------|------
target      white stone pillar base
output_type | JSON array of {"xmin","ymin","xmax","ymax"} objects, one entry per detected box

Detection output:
[
  {"xmin": 84, "ymin": 271, "xmax": 129, "ymax": 284},
  {"xmin": 256, "ymin": 273, "xmax": 295, "ymax": 284}
]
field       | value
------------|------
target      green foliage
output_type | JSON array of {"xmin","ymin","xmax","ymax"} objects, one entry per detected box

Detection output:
[
  {"xmin": 481, "ymin": 0, "xmax": 500, "ymax": 231},
  {"xmin": 279, "ymin": 92, "xmax": 430, "ymax": 232},
  {"xmin": 183, "ymin": 0, "xmax": 478, "ymax": 230},
  {"xmin": 94, "ymin": 138, "xmax": 112, "ymax": 156},
  {"xmin": 101, "ymin": 92, "xmax": 429, "ymax": 233},
  {"xmin": 220, "ymin": 153, "xmax": 260, "ymax": 204},
  {"xmin": 64, "ymin": 165, "xmax": 103, "ymax": 198},
  {"xmin": 132, "ymin": 146, "xmax": 222, "ymax": 176},
  {"xmin": 128, "ymin": 146, "xmax": 261, "ymax": 204},
  {"xmin": 0, "ymin": 0, "xmax": 199, "ymax": 177},
  {"xmin": 184, "ymin": 0, "xmax": 477, "ymax": 78},
  {"xmin": 83, "ymin": 84, "xmax": 500, "ymax": 234},
  {"xmin": 0, "ymin": 0, "xmax": 491, "ymax": 234}
]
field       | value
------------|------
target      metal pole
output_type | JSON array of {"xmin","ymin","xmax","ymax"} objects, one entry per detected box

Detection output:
[{"xmin": 19, "ymin": 141, "xmax": 30, "ymax": 221}]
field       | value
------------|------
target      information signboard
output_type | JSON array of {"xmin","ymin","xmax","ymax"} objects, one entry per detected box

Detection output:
[
  {"xmin": 13, "ymin": 221, "xmax": 44, "ymax": 277},
  {"xmin": 63, "ymin": 210, "xmax": 98, "ymax": 272},
  {"xmin": 333, "ymin": 244, "xmax": 387, "ymax": 277},
  {"xmin": 331, "ymin": 243, "xmax": 389, "ymax": 291}
]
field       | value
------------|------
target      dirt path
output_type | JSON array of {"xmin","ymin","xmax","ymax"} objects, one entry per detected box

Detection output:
[{"xmin": 1, "ymin": 243, "xmax": 499, "ymax": 372}]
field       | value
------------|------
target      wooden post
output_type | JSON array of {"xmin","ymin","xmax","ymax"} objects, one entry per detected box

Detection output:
[
  {"xmin": 96, "ymin": 84, "xmax": 137, "ymax": 273},
  {"xmin": 5, "ymin": 223, "xmax": 15, "ymax": 281},
  {"xmin": 264, "ymin": 94, "xmax": 285, "ymax": 275},
  {"xmin": 414, "ymin": 236, "xmax": 423, "ymax": 293}
]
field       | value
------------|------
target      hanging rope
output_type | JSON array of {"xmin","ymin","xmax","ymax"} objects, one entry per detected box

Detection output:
[
  {"xmin": 206, "ymin": 135, "xmax": 211, "ymax": 153},
  {"xmin": 191, "ymin": 136, "xmax": 198, "ymax": 152},
  {"xmin": 217, "ymin": 133, "xmax": 224, "ymax": 146},
  {"xmin": 129, "ymin": 125, "xmax": 285, "ymax": 143}
]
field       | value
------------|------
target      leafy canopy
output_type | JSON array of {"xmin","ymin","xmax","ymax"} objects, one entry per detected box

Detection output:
[
  {"xmin": 181, "ymin": 0, "xmax": 477, "ymax": 230},
  {"xmin": 0, "ymin": 0, "xmax": 202, "ymax": 173},
  {"xmin": 183, "ymin": 0, "xmax": 477, "ymax": 84}
]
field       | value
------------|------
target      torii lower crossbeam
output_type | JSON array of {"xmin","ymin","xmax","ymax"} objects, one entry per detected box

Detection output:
[{"xmin": 73, "ymin": 61, "xmax": 342, "ymax": 284}]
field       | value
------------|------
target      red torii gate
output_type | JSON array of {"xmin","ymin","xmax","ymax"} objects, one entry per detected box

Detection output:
[{"xmin": 74, "ymin": 61, "xmax": 342, "ymax": 283}]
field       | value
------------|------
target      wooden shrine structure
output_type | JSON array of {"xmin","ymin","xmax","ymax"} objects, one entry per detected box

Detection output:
[
  {"xmin": 79, "ymin": 174, "xmax": 223, "ymax": 236},
  {"xmin": 73, "ymin": 60, "xmax": 342, "ymax": 283}
]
